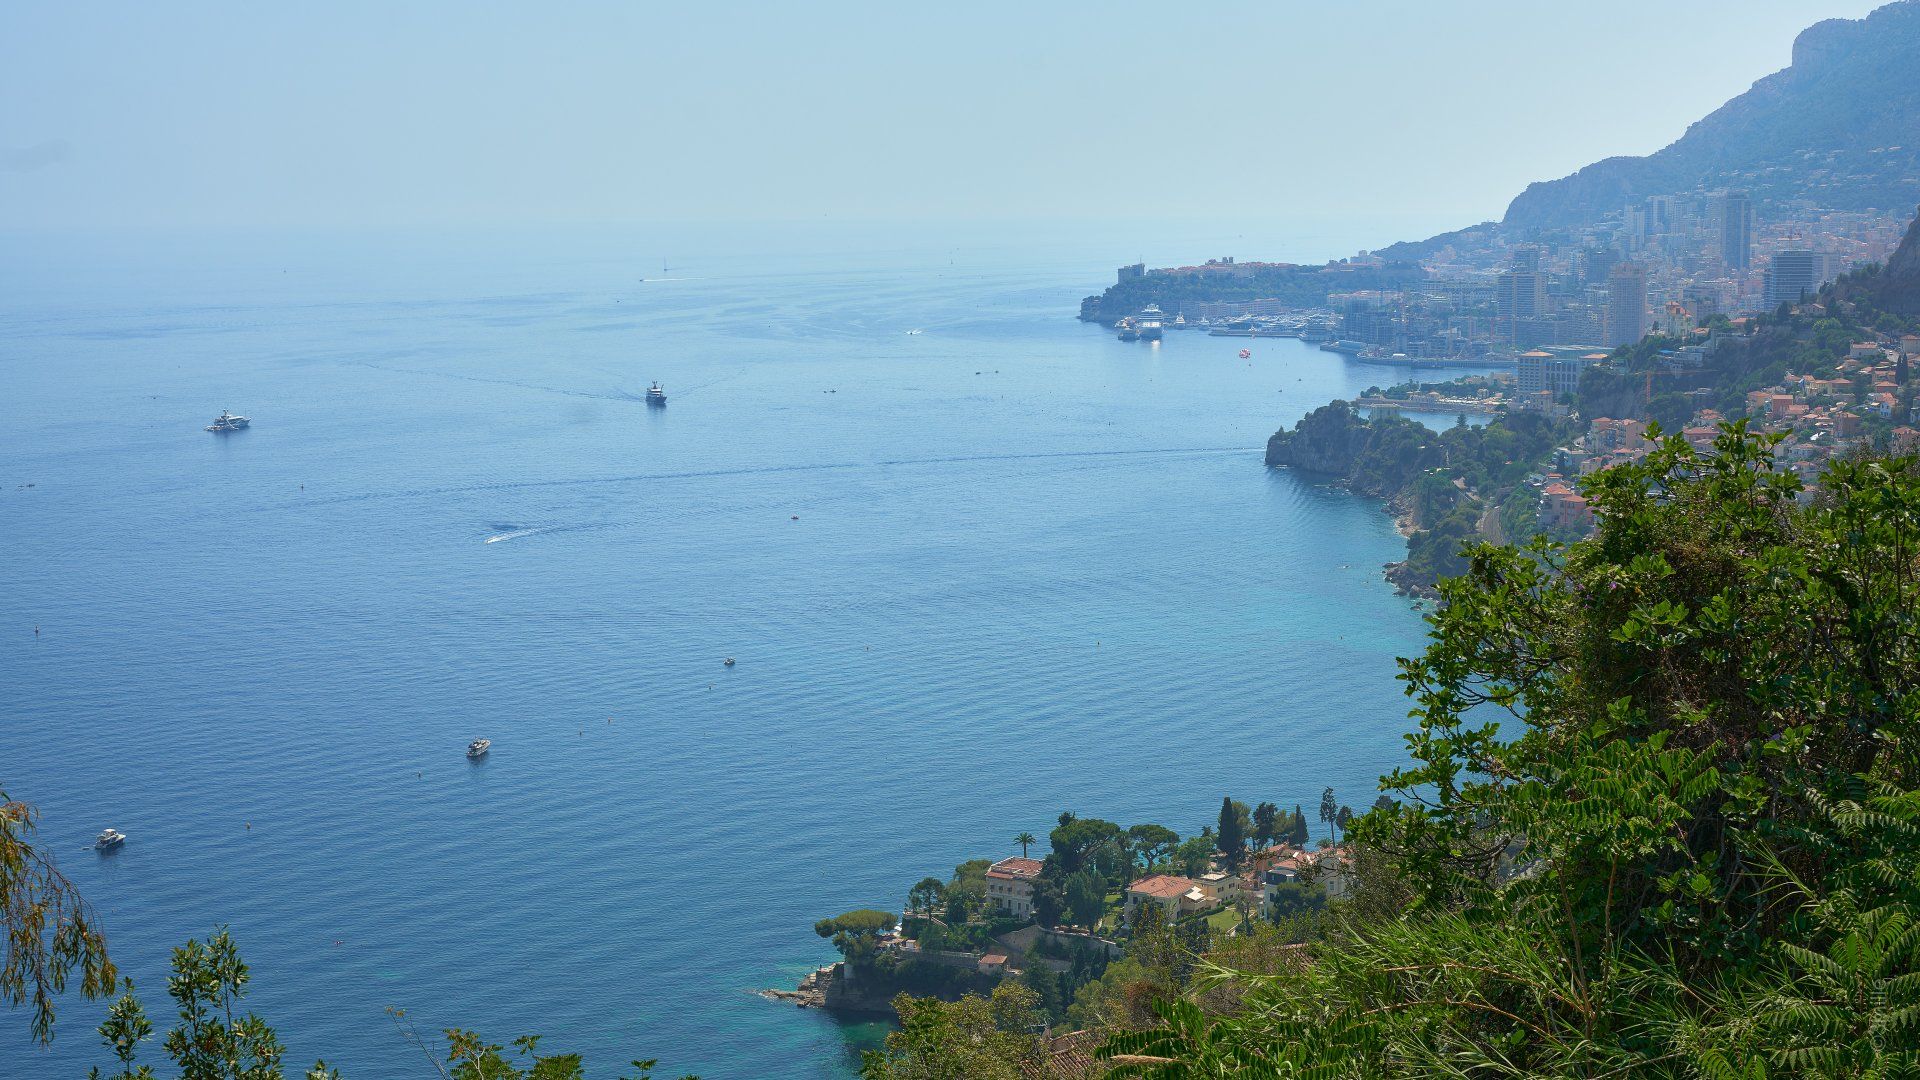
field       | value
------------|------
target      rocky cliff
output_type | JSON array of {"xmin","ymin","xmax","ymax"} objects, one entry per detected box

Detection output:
[{"xmin": 1873, "ymin": 207, "xmax": 1920, "ymax": 314}]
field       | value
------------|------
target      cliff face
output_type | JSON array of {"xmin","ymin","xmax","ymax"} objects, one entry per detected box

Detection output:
[
  {"xmin": 1875, "ymin": 208, "xmax": 1920, "ymax": 313},
  {"xmin": 1501, "ymin": 1, "xmax": 1920, "ymax": 231}
]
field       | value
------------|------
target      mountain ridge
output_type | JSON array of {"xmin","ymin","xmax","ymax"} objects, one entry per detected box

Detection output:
[{"xmin": 1390, "ymin": 1, "xmax": 1920, "ymax": 253}]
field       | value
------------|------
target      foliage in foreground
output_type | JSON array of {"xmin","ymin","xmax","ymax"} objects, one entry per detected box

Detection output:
[
  {"xmin": 1092, "ymin": 424, "xmax": 1920, "ymax": 1076},
  {"xmin": 0, "ymin": 902, "xmax": 694, "ymax": 1078},
  {"xmin": 0, "ymin": 790, "xmax": 116, "ymax": 1044},
  {"xmin": 76, "ymin": 928, "xmax": 700, "ymax": 1078}
]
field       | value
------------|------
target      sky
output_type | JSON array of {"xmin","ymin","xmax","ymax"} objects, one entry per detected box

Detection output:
[{"xmin": 0, "ymin": 0, "xmax": 1891, "ymax": 236}]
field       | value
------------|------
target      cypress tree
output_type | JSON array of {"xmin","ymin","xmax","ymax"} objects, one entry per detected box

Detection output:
[{"xmin": 1217, "ymin": 796, "xmax": 1246, "ymax": 868}]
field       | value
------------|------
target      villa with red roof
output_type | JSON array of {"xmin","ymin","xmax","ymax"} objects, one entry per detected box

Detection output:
[{"xmin": 985, "ymin": 857, "xmax": 1044, "ymax": 920}]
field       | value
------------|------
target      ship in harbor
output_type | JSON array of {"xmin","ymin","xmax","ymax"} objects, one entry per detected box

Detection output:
[
  {"xmin": 1117, "ymin": 320, "xmax": 1140, "ymax": 342},
  {"xmin": 1135, "ymin": 305, "xmax": 1166, "ymax": 342}
]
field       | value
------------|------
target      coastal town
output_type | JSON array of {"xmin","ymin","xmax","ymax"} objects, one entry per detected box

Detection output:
[
  {"xmin": 1086, "ymin": 194, "xmax": 1911, "ymax": 366},
  {"xmin": 776, "ymin": 800, "xmax": 1359, "ymax": 1033},
  {"xmin": 1352, "ymin": 322, "xmax": 1920, "ymax": 535}
]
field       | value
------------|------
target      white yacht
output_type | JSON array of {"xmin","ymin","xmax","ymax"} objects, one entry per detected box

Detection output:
[
  {"xmin": 466, "ymin": 738, "xmax": 491, "ymax": 759},
  {"xmin": 645, "ymin": 383, "xmax": 666, "ymax": 407},
  {"xmin": 94, "ymin": 828, "xmax": 126, "ymax": 850},
  {"xmin": 206, "ymin": 411, "xmax": 250, "ymax": 432}
]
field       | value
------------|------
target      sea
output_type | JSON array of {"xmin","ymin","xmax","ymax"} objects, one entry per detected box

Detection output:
[{"xmin": 0, "ymin": 221, "xmax": 1483, "ymax": 1078}]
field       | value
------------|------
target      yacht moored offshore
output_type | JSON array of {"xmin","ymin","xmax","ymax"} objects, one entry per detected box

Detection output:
[
  {"xmin": 205, "ymin": 411, "xmax": 250, "ymax": 432},
  {"xmin": 1136, "ymin": 305, "xmax": 1166, "ymax": 342},
  {"xmin": 466, "ymin": 738, "xmax": 491, "ymax": 759},
  {"xmin": 95, "ymin": 828, "xmax": 126, "ymax": 850}
]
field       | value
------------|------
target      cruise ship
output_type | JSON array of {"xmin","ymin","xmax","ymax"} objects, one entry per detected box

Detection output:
[
  {"xmin": 205, "ymin": 411, "xmax": 250, "ymax": 432},
  {"xmin": 466, "ymin": 738, "xmax": 491, "ymax": 759},
  {"xmin": 1136, "ymin": 305, "xmax": 1166, "ymax": 342},
  {"xmin": 646, "ymin": 383, "xmax": 666, "ymax": 407}
]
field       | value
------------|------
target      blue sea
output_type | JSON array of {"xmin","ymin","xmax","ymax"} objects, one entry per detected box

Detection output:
[{"xmin": 1, "ymin": 224, "xmax": 1480, "ymax": 1078}]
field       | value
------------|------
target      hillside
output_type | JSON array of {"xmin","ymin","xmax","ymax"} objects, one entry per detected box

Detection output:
[
  {"xmin": 1501, "ymin": 1, "xmax": 1920, "ymax": 231},
  {"xmin": 1831, "ymin": 203, "xmax": 1920, "ymax": 314}
]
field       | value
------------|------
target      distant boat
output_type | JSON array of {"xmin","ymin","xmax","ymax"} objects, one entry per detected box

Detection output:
[
  {"xmin": 905, "ymin": 328, "xmax": 924, "ymax": 336},
  {"xmin": 94, "ymin": 828, "xmax": 126, "ymax": 850},
  {"xmin": 1239, "ymin": 349, "xmax": 1251, "ymax": 359},
  {"xmin": 466, "ymin": 738, "xmax": 491, "ymax": 759},
  {"xmin": 205, "ymin": 411, "xmax": 250, "ymax": 432},
  {"xmin": 723, "ymin": 657, "xmax": 736, "ymax": 667},
  {"xmin": 1118, "ymin": 320, "xmax": 1140, "ymax": 342},
  {"xmin": 1137, "ymin": 305, "xmax": 1166, "ymax": 342},
  {"xmin": 646, "ymin": 383, "xmax": 666, "ymax": 407}
]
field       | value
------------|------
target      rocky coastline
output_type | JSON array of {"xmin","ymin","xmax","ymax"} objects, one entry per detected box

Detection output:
[
  {"xmin": 1265, "ymin": 403, "xmax": 1446, "ymax": 600},
  {"xmin": 760, "ymin": 962, "xmax": 907, "ymax": 1017}
]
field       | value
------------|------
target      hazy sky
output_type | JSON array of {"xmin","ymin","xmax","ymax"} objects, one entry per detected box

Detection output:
[{"xmin": 0, "ymin": 1, "xmax": 1888, "ymax": 233}]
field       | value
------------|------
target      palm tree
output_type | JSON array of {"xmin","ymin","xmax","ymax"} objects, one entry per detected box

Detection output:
[{"xmin": 1014, "ymin": 832, "xmax": 1036, "ymax": 859}]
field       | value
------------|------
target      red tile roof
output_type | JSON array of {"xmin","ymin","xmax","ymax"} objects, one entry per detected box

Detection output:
[
  {"xmin": 987, "ymin": 857, "xmax": 1044, "ymax": 880},
  {"xmin": 1128, "ymin": 874, "xmax": 1198, "ymax": 899}
]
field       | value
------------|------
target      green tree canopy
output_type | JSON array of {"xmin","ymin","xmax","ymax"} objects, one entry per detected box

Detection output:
[
  {"xmin": 1098, "ymin": 425, "xmax": 1920, "ymax": 1076},
  {"xmin": 1048, "ymin": 817, "xmax": 1122, "ymax": 876},
  {"xmin": 1063, "ymin": 870, "xmax": 1106, "ymax": 929},
  {"xmin": 1126, "ymin": 823, "xmax": 1179, "ymax": 870},
  {"xmin": 814, "ymin": 910, "xmax": 898, "ymax": 966},
  {"xmin": 861, "ymin": 981, "xmax": 1044, "ymax": 1080},
  {"xmin": 1215, "ymin": 798, "xmax": 1248, "ymax": 868},
  {"xmin": 1250, "ymin": 803, "xmax": 1279, "ymax": 849}
]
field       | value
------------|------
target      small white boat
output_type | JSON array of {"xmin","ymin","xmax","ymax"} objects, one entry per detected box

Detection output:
[
  {"xmin": 94, "ymin": 828, "xmax": 126, "ymax": 850},
  {"xmin": 723, "ymin": 657, "xmax": 736, "ymax": 667},
  {"xmin": 206, "ymin": 411, "xmax": 250, "ymax": 432},
  {"xmin": 466, "ymin": 738, "xmax": 491, "ymax": 759}
]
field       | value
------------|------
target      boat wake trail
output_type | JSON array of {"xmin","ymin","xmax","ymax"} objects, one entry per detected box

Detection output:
[
  {"xmin": 286, "ymin": 446, "xmax": 1250, "ymax": 512},
  {"xmin": 483, "ymin": 528, "xmax": 543, "ymax": 544},
  {"xmin": 348, "ymin": 360, "xmax": 637, "ymax": 403}
]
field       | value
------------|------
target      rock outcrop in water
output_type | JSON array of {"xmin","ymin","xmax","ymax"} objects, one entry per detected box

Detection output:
[{"xmin": 1264, "ymin": 401, "xmax": 1442, "ymax": 497}]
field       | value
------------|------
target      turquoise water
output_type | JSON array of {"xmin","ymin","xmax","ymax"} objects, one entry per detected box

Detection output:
[{"xmin": 1, "ymin": 227, "xmax": 1475, "ymax": 1077}]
